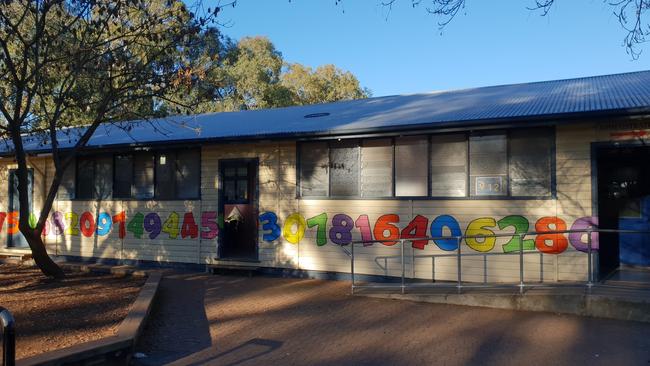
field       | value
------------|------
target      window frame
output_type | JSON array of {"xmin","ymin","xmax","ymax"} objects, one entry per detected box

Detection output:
[
  {"xmin": 69, "ymin": 148, "xmax": 202, "ymax": 201},
  {"xmin": 296, "ymin": 126, "xmax": 556, "ymax": 201}
]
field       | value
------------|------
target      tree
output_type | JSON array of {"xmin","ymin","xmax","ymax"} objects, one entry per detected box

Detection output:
[
  {"xmin": 382, "ymin": 0, "xmax": 650, "ymax": 58},
  {"xmin": 166, "ymin": 35, "xmax": 370, "ymax": 112},
  {"xmin": 0, "ymin": 0, "xmax": 218, "ymax": 277}
]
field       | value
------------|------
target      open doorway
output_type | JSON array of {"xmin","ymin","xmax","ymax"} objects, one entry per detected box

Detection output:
[
  {"xmin": 595, "ymin": 145, "xmax": 650, "ymax": 282},
  {"xmin": 218, "ymin": 159, "xmax": 259, "ymax": 261}
]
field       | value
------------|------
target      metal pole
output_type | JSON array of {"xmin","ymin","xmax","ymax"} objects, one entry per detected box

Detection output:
[
  {"xmin": 1, "ymin": 307, "xmax": 15, "ymax": 366},
  {"xmin": 350, "ymin": 241, "xmax": 355, "ymax": 295},
  {"xmin": 519, "ymin": 234, "xmax": 524, "ymax": 295},
  {"xmin": 432, "ymin": 257, "xmax": 435, "ymax": 283},
  {"xmin": 483, "ymin": 254, "xmax": 487, "ymax": 285},
  {"xmin": 400, "ymin": 239, "xmax": 406, "ymax": 294},
  {"xmin": 587, "ymin": 229, "xmax": 593, "ymax": 291},
  {"xmin": 540, "ymin": 252, "xmax": 544, "ymax": 283},
  {"xmin": 456, "ymin": 236, "xmax": 462, "ymax": 294}
]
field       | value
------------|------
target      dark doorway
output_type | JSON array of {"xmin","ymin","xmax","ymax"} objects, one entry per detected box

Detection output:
[
  {"xmin": 7, "ymin": 168, "xmax": 33, "ymax": 248},
  {"xmin": 596, "ymin": 145, "xmax": 650, "ymax": 278},
  {"xmin": 219, "ymin": 159, "xmax": 259, "ymax": 260}
]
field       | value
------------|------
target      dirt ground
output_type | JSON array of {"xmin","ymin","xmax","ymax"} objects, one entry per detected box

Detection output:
[{"xmin": 0, "ymin": 263, "xmax": 145, "ymax": 359}]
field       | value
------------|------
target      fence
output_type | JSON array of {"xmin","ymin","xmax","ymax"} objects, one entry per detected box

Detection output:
[
  {"xmin": 0, "ymin": 307, "xmax": 15, "ymax": 366},
  {"xmin": 346, "ymin": 228, "xmax": 650, "ymax": 295}
]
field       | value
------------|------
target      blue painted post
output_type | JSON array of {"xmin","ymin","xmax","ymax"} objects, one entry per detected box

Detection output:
[{"xmin": 0, "ymin": 307, "xmax": 15, "ymax": 366}]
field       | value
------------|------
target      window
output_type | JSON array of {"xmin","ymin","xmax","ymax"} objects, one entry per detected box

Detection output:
[
  {"xmin": 155, "ymin": 152, "xmax": 175, "ymax": 199},
  {"xmin": 175, "ymin": 150, "xmax": 201, "ymax": 199},
  {"xmin": 76, "ymin": 156, "xmax": 112, "ymax": 199},
  {"xmin": 57, "ymin": 162, "xmax": 76, "ymax": 199},
  {"xmin": 330, "ymin": 140, "xmax": 359, "ymax": 197},
  {"xmin": 469, "ymin": 133, "xmax": 507, "ymax": 196},
  {"xmin": 114, "ymin": 155, "xmax": 133, "ymax": 198},
  {"xmin": 509, "ymin": 128, "xmax": 553, "ymax": 196},
  {"xmin": 133, "ymin": 153, "xmax": 154, "ymax": 199},
  {"xmin": 360, "ymin": 139, "xmax": 393, "ymax": 197},
  {"xmin": 395, "ymin": 136, "xmax": 428, "ymax": 197},
  {"xmin": 68, "ymin": 149, "xmax": 200, "ymax": 200},
  {"xmin": 431, "ymin": 134, "xmax": 467, "ymax": 197},
  {"xmin": 297, "ymin": 128, "xmax": 554, "ymax": 199},
  {"xmin": 299, "ymin": 142, "xmax": 329, "ymax": 197}
]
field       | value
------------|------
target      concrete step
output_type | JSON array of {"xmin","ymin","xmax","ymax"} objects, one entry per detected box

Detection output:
[{"xmin": 208, "ymin": 260, "xmax": 261, "ymax": 277}]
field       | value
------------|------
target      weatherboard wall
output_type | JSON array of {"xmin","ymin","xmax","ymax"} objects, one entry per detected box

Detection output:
[{"xmin": 0, "ymin": 120, "xmax": 632, "ymax": 282}]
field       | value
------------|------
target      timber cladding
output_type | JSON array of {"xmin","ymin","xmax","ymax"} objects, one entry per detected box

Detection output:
[{"xmin": 0, "ymin": 121, "xmax": 633, "ymax": 282}]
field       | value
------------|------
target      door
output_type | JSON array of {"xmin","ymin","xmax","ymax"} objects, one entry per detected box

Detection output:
[
  {"xmin": 596, "ymin": 146, "xmax": 650, "ymax": 276},
  {"xmin": 219, "ymin": 159, "xmax": 258, "ymax": 260},
  {"xmin": 7, "ymin": 169, "xmax": 33, "ymax": 248}
]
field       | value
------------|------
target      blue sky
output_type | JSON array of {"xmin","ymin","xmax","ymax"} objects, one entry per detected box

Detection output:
[{"xmin": 217, "ymin": 0, "xmax": 649, "ymax": 97}]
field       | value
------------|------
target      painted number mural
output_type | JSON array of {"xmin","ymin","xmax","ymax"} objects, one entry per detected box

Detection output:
[
  {"xmin": 258, "ymin": 212, "xmax": 599, "ymax": 255},
  {"xmin": 0, "ymin": 209, "xmax": 599, "ymax": 255}
]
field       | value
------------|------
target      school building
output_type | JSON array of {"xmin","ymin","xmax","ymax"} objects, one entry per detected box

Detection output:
[{"xmin": 2, "ymin": 70, "xmax": 650, "ymax": 283}]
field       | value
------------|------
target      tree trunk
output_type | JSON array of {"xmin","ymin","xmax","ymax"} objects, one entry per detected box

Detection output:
[{"xmin": 22, "ymin": 229, "xmax": 65, "ymax": 278}]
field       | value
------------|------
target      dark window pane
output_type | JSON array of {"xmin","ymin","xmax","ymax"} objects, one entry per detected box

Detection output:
[
  {"xmin": 509, "ymin": 128, "xmax": 553, "ymax": 196},
  {"xmin": 224, "ymin": 180, "xmax": 236, "ymax": 201},
  {"xmin": 299, "ymin": 142, "xmax": 329, "ymax": 197},
  {"xmin": 76, "ymin": 158, "xmax": 94, "ymax": 199},
  {"xmin": 94, "ymin": 156, "xmax": 113, "ymax": 199},
  {"xmin": 431, "ymin": 134, "xmax": 467, "ymax": 197},
  {"xmin": 360, "ymin": 139, "xmax": 393, "ymax": 197},
  {"xmin": 155, "ymin": 152, "xmax": 175, "ymax": 199},
  {"xmin": 114, "ymin": 155, "xmax": 133, "ymax": 198},
  {"xmin": 470, "ymin": 134, "xmax": 507, "ymax": 196},
  {"xmin": 330, "ymin": 140, "xmax": 359, "ymax": 197},
  {"xmin": 395, "ymin": 136, "xmax": 428, "ymax": 197},
  {"xmin": 236, "ymin": 178, "xmax": 248, "ymax": 200},
  {"xmin": 175, "ymin": 150, "xmax": 200, "ymax": 199},
  {"xmin": 57, "ymin": 161, "xmax": 76, "ymax": 199},
  {"xmin": 134, "ymin": 153, "xmax": 154, "ymax": 199}
]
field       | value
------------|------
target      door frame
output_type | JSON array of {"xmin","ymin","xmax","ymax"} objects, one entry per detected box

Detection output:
[
  {"xmin": 217, "ymin": 158, "xmax": 260, "ymax": 260},
  {"xmin": 7, "ymin": 168, "xmax": 34, "ymax": 248},
  {"xmin": 591, "ymin": 139, "xmax": 650, "ymax": 279}
]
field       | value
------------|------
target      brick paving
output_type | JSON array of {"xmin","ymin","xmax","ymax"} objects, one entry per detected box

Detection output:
[{"xmin": 135, "ymin": 272, "xmax": 650, "ymax": 366}]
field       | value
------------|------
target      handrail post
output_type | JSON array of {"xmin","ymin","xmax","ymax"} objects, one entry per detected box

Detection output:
[
  {"xmin": 400, "ymin": 239, "xmax": 406, "ymax": 294},
  {"xmin": 350, "ymin": 241, "xmax": 355, "ymax": 295},
  {"xmin": 1, "ymin": 306, "xmax": 16, "ymax": 366},
  {"xmin": 519, "ymin": 234, "xmax": 524, "ymax": 295},
  {"xmin": 587, "ymin": 229, "xmax": 593, "ymax": 292},
  {"xmin": 483, "ymin": 254, "xmax": 487, "ymax": 285},
  {"xmin": 456, "ymin": 236, "xmax": 462, "ymax": 294}
]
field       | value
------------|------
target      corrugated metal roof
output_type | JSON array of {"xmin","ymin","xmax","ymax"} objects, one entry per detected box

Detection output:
[{"xmin": 12, "ymin": 70, "xmax": 650, "ymax": 153}]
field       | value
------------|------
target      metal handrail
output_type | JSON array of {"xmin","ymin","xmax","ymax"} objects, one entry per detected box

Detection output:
[
  {"xmin": 347, "ymin": 228, "xmax": 650, "ymax": 295},
  {"xmin": 0, "ymin": 307, "xmax": 15, "ymax": 366}
]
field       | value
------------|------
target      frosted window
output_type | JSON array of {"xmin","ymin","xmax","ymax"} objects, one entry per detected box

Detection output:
[
  {"xmin": 395, "ymin": 136, "xmax": 428, "ymax": 197},
  {"xmin": 509, "ymin": 128, "xmax": 553, "ymax": 196},
  {"xmin": 470, "ymin": 133, "xmax": 507, "ymax": 196},
  {"xmin": 57, "ymin": 161, "xmax": 75, "ymax": 199},
  {"xmin": 330, "ymin": 140, "xmax": 359, "ymax": 197},
  {"xmin": 175, "ymin": 150, "xmax": 200, "ymax": 199},
  {"xmin": 134, "ymin": 153, "xmax": 154, "ymax": 199},
  {"xmin": 300, "ymin": 142, "xmax": 329, "ymax": 197},
  {"xmin": 94, "ymin": 157, "xmax": 113, "ymax": 200},
  {"xmin": 431, "ymin": 134, "xmax": 468, "ymax": 197},
  {"xmin": 360, "ymin": 139, "xmax": 393, "ymax": 197}
]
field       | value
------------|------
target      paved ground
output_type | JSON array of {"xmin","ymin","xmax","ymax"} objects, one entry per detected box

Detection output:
[{"xmin": 134, "ymin": 272, "xmax": 650, "ymax": 366}]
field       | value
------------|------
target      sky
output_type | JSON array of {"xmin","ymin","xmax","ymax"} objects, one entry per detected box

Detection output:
[{"xmin": 216, "ymin": 0, "xmax": 650, "ymax": 97}]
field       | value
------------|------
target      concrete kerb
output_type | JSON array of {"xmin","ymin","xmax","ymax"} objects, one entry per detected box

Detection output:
[
  {"xmin": 357, "ymin": 287, "xmax": 650, "ymax": 323},
  {"xmin": 16, "ymin": 268, "xmax": 162, "ymax": 366}
]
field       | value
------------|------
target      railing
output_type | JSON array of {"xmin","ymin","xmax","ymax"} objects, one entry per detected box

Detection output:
[
  {"xmin": 347, "ymin": 228, "xmax": 650, "ymax": 295},
  {"xmin": 0, "ymin": 307, "xmax": 15, "ymax": 366}
]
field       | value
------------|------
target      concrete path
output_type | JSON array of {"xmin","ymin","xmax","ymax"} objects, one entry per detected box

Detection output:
[{"xmin": 134, "ymin": 272, "xmax": 650, "ymax": 366}]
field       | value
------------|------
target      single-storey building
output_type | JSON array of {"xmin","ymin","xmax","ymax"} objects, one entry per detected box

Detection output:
[{"xmin": 2, "ymin": 70, "xmax": 650, "ymax": 283}]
